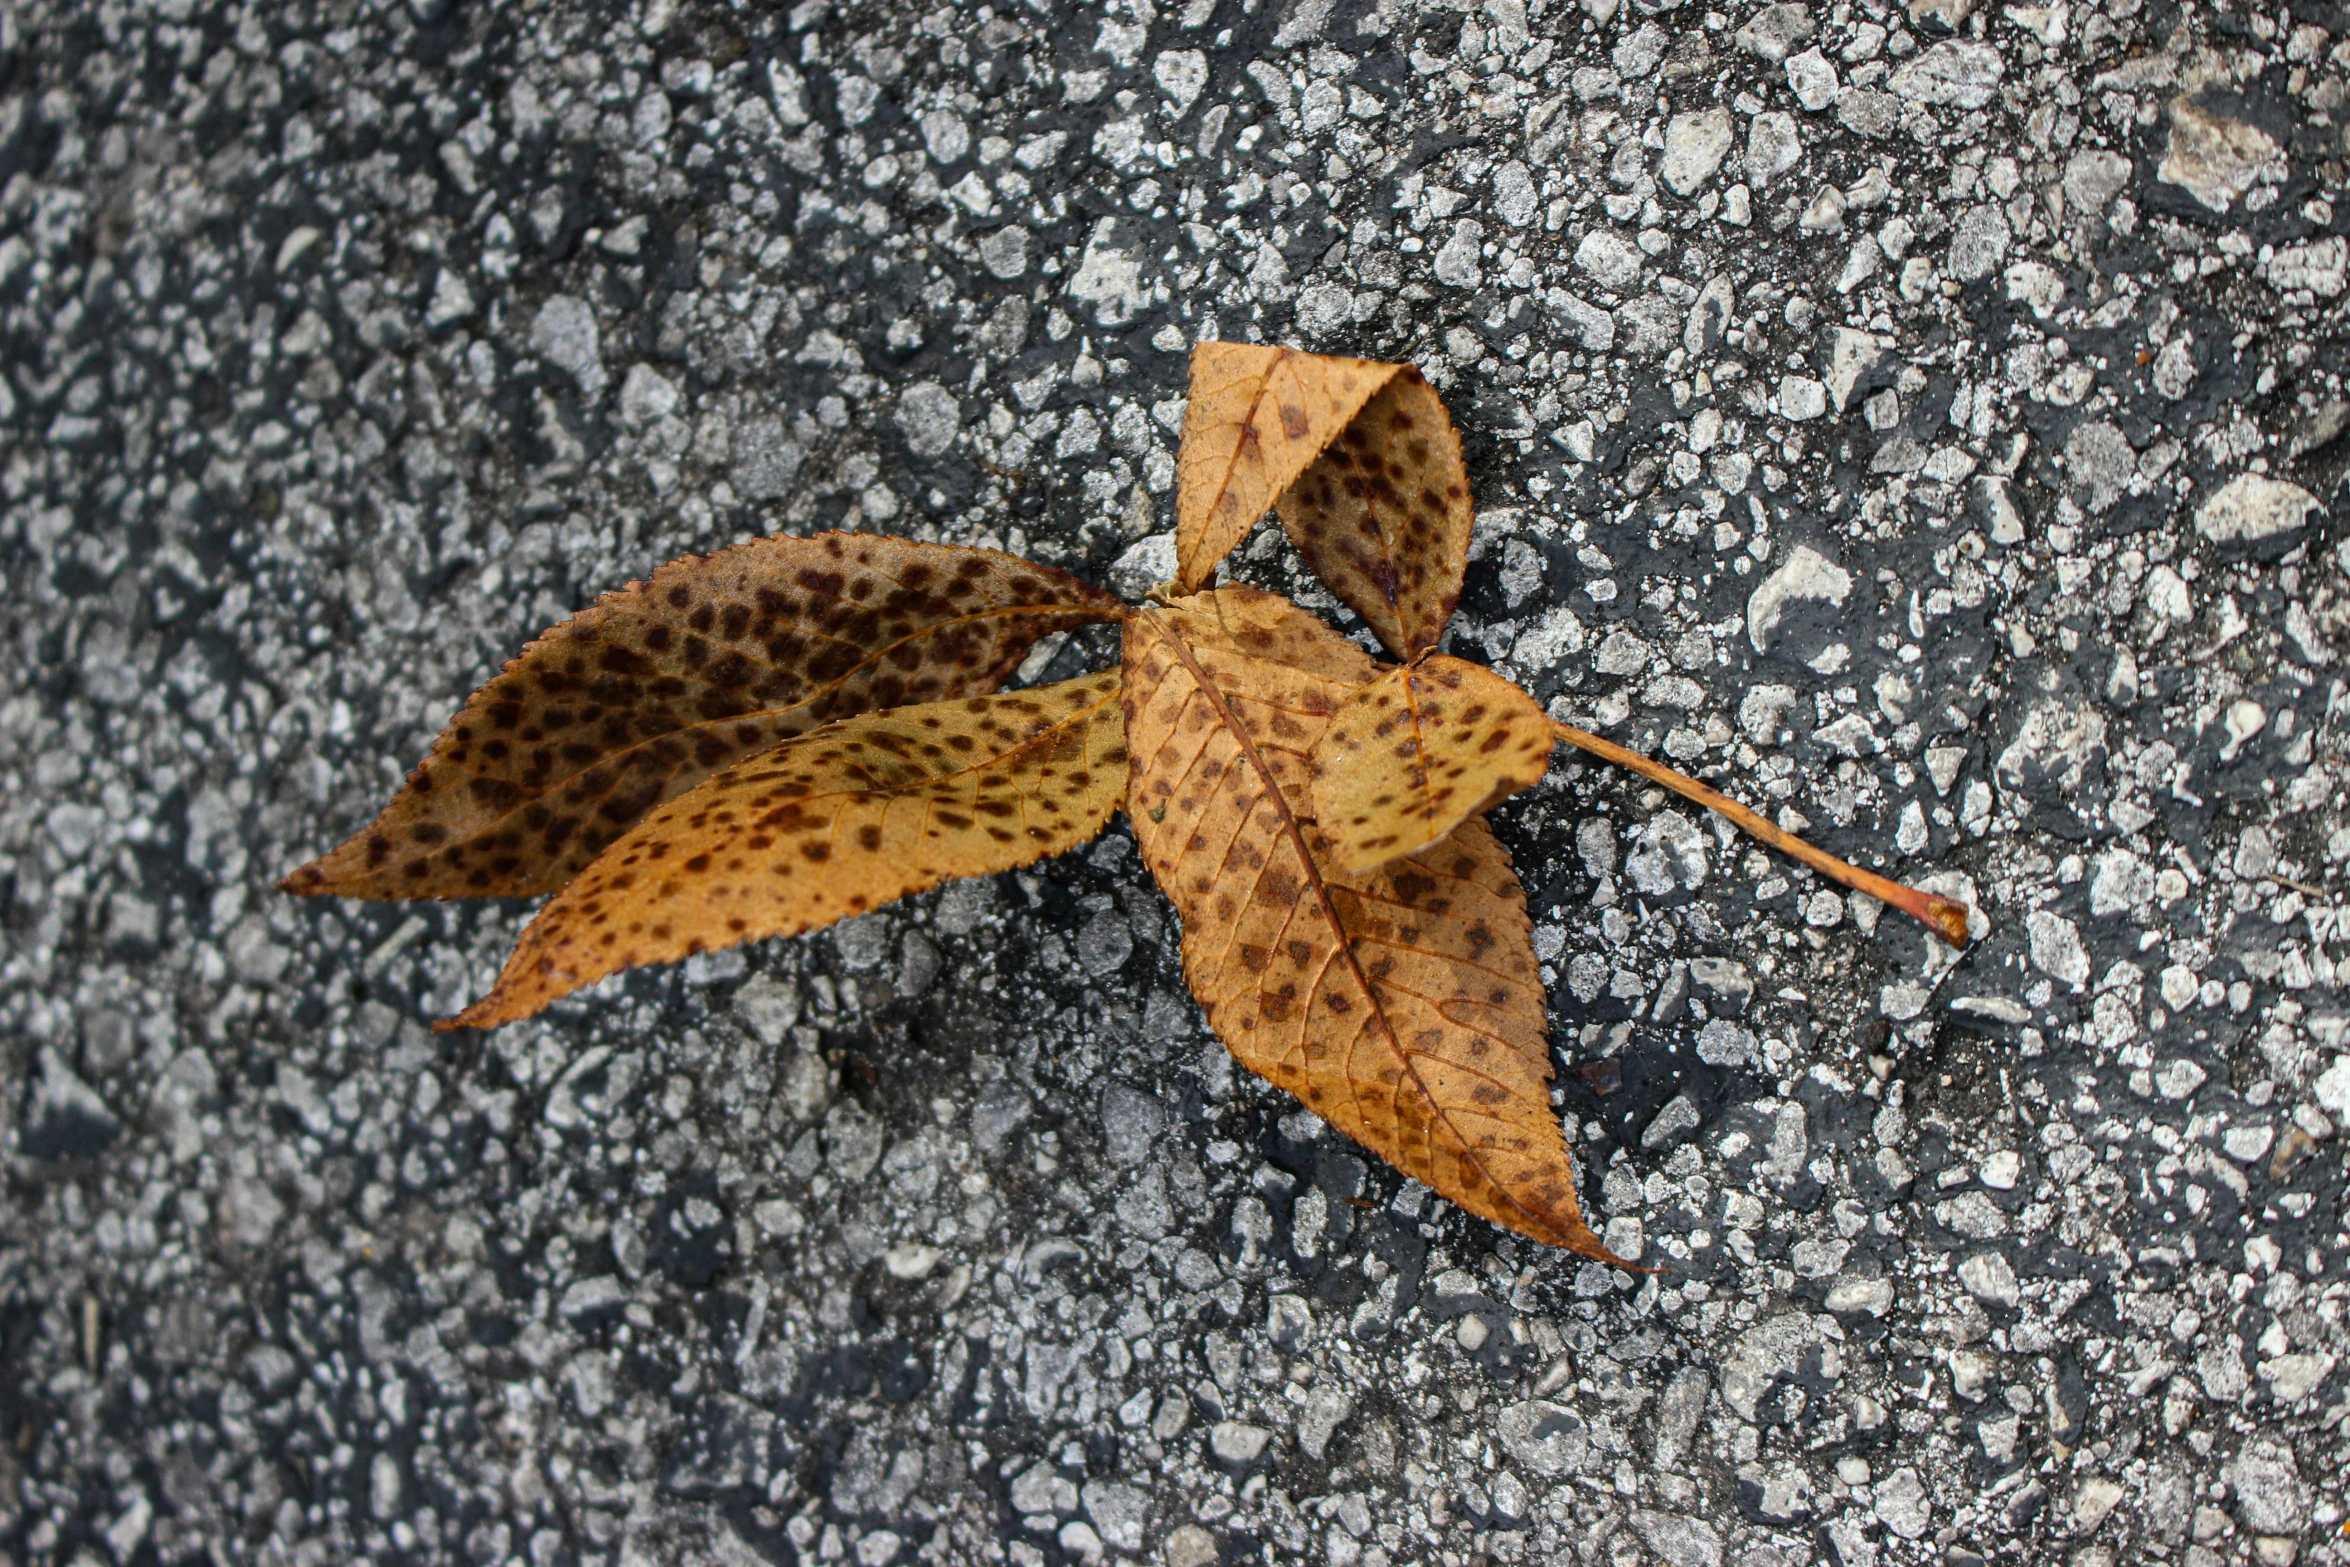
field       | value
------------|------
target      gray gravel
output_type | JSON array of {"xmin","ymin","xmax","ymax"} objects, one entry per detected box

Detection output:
[{"xmin": 4, "ymin": 0, "xmax": 2348, "ymax": 1564}]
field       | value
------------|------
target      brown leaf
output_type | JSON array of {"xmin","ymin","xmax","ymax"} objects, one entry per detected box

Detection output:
[
  {"xmin": 284, "ymin": 533, "xmax": 1121, "ymax": 902},
  {"xmin": 1311, "ymin": 655, "xmax": 1555, "ymax": 875},
  {"xmin": 1274, "ymin": 367, "xmax": 1472, "ymax": 659},
  {"xmin": 1123, "ymin": 587, "xmax": 1621, "ymax": 1260},
  {"xmin": 443, "ymin": 672, "xmax": 1128, "ymax": 1031},
  {"xmin": 1174, "ymin": 343, "xmax": 1400, "ymax": 593}
]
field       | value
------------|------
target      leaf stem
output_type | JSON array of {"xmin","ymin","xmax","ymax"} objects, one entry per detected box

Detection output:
[{"xmin": 1547, "ymin": 719, "xmax": 1974, "ymax": 949}]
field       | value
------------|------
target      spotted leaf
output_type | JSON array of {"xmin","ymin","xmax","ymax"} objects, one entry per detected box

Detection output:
[
  {"xmin": 1275, "ymin": 367, "xmax": 1473, "ymax": 660},
  {"xmin": 1122, "ymin": 587, "xmax": 1624, "ymax": 1261},
  {"xmin": 283, "ymin": 534, "xmax": 1122, "ymax": 901},
  {"xmin": 1311, "ymin": 655, "xmax": 1556, "ymax": 875},
  {"xmin": 443, "ymin": 672, "xmax": 1128, "ymax": 1030}
]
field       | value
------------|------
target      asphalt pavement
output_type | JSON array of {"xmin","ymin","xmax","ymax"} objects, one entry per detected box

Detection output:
[{"xmin": 2, "ymin": 0, "xmax": 2347, "ymax": 1563}]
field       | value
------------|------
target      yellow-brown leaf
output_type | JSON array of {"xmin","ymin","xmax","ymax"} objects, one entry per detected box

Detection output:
[
  {"xmin": 284, "ymin": 533, "xmax": 1121, "ymax": 902},
  {"xmin": 1311, "ymin": 655, "xmax": 1555, "ymax": 875},
  {"xmin": 1174, "ymin": 343, "xmax": 1400, "ymax": 592},
  {"xmin": 1274, "ymin": 367, "xmax": 1472, "ymax": 660},
  {"xmin": 1123, "ymin": 588, "xmax": 1620, "ymax": 1260},
  {"xmin": 444, "ymin": 672, "xmax": 1128, "ymax": 1031}
]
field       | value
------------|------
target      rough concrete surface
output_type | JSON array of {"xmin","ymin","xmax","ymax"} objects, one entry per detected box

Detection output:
[{"xmin": 3, "ymin": 0, "xmax": 2349, "ymax": 1563}]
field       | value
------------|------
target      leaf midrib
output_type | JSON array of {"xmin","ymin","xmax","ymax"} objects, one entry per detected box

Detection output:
[
  {"xmin": 796, "ymin": 681, "xmax": 1116, "ymax": 866},
  {"xmin": 813, "ymin": 679, "xmax": 1121, "ymax": 805},
  {"xmin": 1390, "ymin": 669, "xmax": 1444, "ymax": 835}
]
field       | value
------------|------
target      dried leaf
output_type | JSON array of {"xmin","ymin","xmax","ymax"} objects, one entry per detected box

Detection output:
[
  {"xmin": 285, "ymin": 534, "xmax": 1121, "ymax": 901},
  {"xmin": 444, "ymin": 672, "xmax": 1128, "ymax": 1030},
  {"xmin": 1275, "ymin": 367, "xmax": 1472, "ymax": 659},
  {"xmin": 1123, "ymin": 588, "xmax": 1621, "ymax": 1260},
  {"xmin": 1174, "ymin": 343, "xmax": 1400, "ymax": 592},
  {"xmin": 1312, "ymin": 655, "xmax": 1555, "ymax": 875}
]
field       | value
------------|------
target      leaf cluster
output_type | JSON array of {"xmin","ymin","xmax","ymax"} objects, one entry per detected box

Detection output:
[{"xmin": 290, "ymin": 344, "xmax": 1971, "ymax": 1260}]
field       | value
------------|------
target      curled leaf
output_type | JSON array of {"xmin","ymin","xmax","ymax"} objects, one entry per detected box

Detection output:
[
  {"xmin": 1174, "ymin": 343, "xmax": 1399, "ymax": 592},
  {"xmin": 1275, "ymin": 367, "xmax": 1472, "ymax": 660},
  {"xmin": 1312, "ymin": 655, "xmax": 1555, "ymax": 875},
  {"xmin": 445, "ymin": 672, "xmax": 1129, "ymax": 1030},
  {"xmin": 1123, "ymin": 588, "xmax": 1624, "ymax": 1261},
  {"xmin": 284, "ymin": 534, "xmax": 1121, "ymax": 901}
]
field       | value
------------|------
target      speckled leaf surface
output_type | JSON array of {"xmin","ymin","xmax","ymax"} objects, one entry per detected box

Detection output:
[
  {"xmin": 284, "ymin": 534, "xmax": 1121, "ymax": 901},
  {"xmin": 1311, "ymin": 655, "xmax": 1557, "ymax": 875},
  {"xmin": 1122, "ymin": 588, "xmax": 1620, "ymax": 1260},
  {"xmin": 447, "ymin": 672, "xmax": 1128, "ymax": 1030},
  {"xmin": 1275, "ymin": 367, "xmax": 1474, "ymax": 660}
]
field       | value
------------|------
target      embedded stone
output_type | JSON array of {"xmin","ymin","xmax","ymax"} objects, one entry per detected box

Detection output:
[
  {"xmin": 1661, "ymin": 108, "xmax": 1734, "ymax": 195},
  {"xmin": 2196, "ymin": 475, "xmax": 2320, "ymax": 547},
  {"xmin": 1747, "ymin": 545, "xmax": 1853, "ymax": 651}
]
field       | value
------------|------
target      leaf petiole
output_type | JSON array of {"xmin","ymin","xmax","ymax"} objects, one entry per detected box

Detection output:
[{"xmin": 1547, "ymin": 718, "xmax": 1974, "ymax": 949}]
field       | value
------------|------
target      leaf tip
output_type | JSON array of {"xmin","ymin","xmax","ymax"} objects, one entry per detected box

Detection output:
[
  {"xmin": 436, "ymin": 997, "xmax": 507, "ymax": 1033},
  {"xmin": 1555, "ymin": 1222, "xmax": 1653, "ymax": 1273}
]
